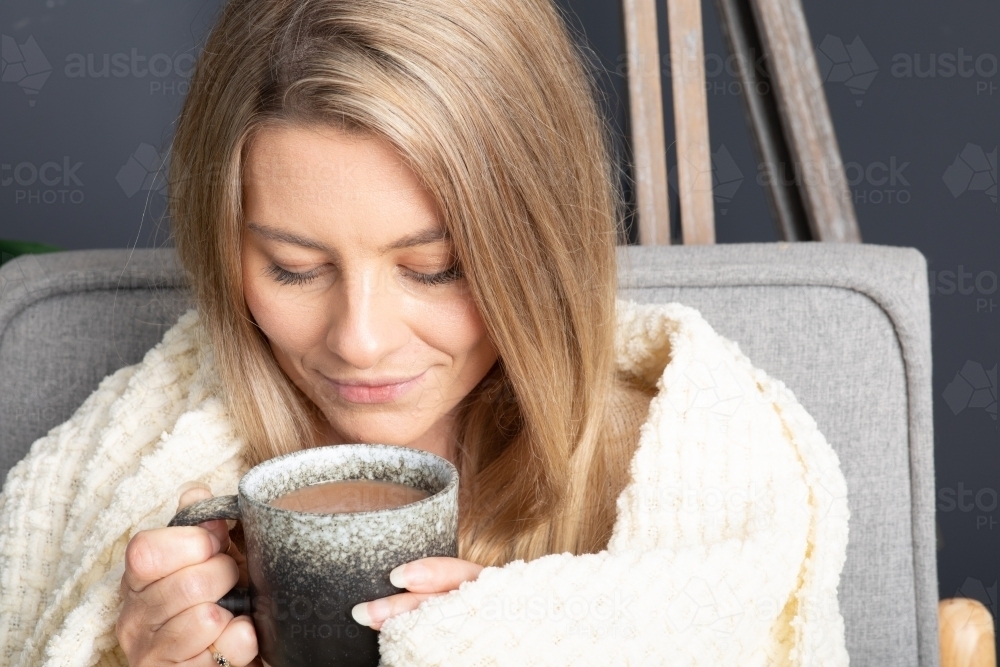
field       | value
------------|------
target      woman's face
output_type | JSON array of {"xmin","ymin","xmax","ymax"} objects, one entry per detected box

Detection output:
[{"xmin": 241, "ymin": 124, "xmax": 498, "ymax": 463}]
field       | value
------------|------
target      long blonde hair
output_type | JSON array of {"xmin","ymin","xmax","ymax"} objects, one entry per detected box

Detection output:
[{"xmin": 169, "ymin": 0, "xmax": 631, "ymax": 566}]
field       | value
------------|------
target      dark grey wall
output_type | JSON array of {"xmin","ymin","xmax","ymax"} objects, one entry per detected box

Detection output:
[
  {"xmin": 1, "ymin": 0, "xmax": 222, "ymax": 249},
  {"xmin": 2, "ymin": 0, "xmax": 998, "ymax": 643}
]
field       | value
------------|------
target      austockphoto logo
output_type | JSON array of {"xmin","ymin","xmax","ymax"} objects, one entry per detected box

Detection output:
[
  {"xmin": 814, "ymin": 35, "xmax": 879, "ymax": 107},
  {"xmin": 938, "ymin": 483, "xmax": 999, "ymax": 530},
  {"xmin": 663, "ymin": 356, "xmax": 803, "ymax": 419},
  {"xmin": 0, "ymin": 252, "xmax": 51, "ymax": 302},
  {"xmin": 955, "ymin": 578, "xmax": 999, "ymax": 619},
  {"xmin": 666, "ymin": 578, "xmax": 742, "ymax": 634},
  {"xmin": 116, "ymin": 144, "xmax": 168, "ymax": 199},
  {"xmin": 415, "ymin": 587, "xmax": 639, "ymax": 638},
  {"xmin": 64, "ymin": 48, "xmax": 197, "ymax": 95},
  {"xmin": 668, "ymin": 144, "xmax": 744, "ymax": 215},
  {"xmin": 843, "ymin": 156, "xmax": 911, "ymax": 205},
  {"xmin": 1, "ymin": 34, "xmax": 52, "ymax": 106},
  {"xmin": 816, "ymin": 40, "xmax": 1000, "ymax": 101},
  {"xmin": 478, "ymin": 590, "xmax": 636, "ymax": 631},
  {"xmin": 891, "ymin": 49, "xmax": 998, "ymax": 95},
  {"xmin": 928, "ymin": 266, "xmax": 997, "ymax": 314},
  {"xmin": 701, "ymin": 49, "xmax": 772, "ymax": 97},
  {"xmin": 615, "ymin": 50, "xmax": 773, "ymax": 97},
  {"xmin": 942, "ymin": 361, "xmax": 997, "ymax": 422},
  {"xmin": 709, "ymin": 145, "xmax": 743, "ymax": 214},
  {"xmin": 1, "ymin": 157, "xmax": 84, "ymax": 204},
  {"xmin": 756, "ymin": 156, "xmax": 911, "ymax": 205},
  {"xmin": 943, "ymin": 143, "xmax": 997, "ymax": 204},
  {"xmin": 667, "ymin": 581, "xmax": 842, "ymax": 636},
  {"xmin": 633, "ymin": 481, "xmax": 773, "ymax": 518}
]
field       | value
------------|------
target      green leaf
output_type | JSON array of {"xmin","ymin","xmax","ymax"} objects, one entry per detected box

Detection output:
[{"xmin": 0, "ymin": 239, "xmax": 63, "ymax": 267}]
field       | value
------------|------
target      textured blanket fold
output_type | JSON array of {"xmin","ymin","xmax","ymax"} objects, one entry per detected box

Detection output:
[{"xmin": 0, "ymin": 299, "xmax": 849, "ymax": 666}]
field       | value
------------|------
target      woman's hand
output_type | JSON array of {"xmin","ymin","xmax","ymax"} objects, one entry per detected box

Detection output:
[
  {"xmin": 351, "ymin": 557, "xmax": 484, "ymax": 631},
  {"xmin": 115, "ymin": 483, "xmax": 261, "ymax": 666}
]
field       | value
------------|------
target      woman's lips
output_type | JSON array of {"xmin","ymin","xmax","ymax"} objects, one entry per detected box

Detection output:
[{"xmin": 324, "ymin": 371, "xmax": 426, "ymax": 404}]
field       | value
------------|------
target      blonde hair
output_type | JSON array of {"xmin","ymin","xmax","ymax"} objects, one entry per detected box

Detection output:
[{"xmin": 169, "ymin": 0, "xmax": 632, "ymax": 566}]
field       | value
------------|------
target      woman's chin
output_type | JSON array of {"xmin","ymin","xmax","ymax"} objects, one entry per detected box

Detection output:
[{"xmin": 317, "ymin": 416, "xmax": 427, "ymax": 450}]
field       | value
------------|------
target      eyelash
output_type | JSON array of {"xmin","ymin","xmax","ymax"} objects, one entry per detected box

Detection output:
[{"xmin": 264, "ymin": 263, "xmax": 464, "ymax": 287}]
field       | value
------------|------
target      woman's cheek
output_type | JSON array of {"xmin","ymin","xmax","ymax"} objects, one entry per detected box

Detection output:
[
  {"xmin": 244, "ymin": 280, "xmax": 291, "ymax": 350},
  {"xmin": 259, "ymin": 298, "xmax": 327, "ymax": 354},
  {"xmin": 409, "ymin": 296, "xmax": 492, "ymax": 369},
  {"xmin": 440, "ymin": 295, "xmax": 488, "ymax": 349}
]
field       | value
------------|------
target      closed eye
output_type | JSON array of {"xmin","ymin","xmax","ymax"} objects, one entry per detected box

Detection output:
[
  {"xmin": 265, "ymin": 264, "xmax": 319, "ymax": 286},
  {"xmin": 404, "ymin": 263, "xmax": 464, "ymax": 286},
  {"xmin": 264, "ymin": 263, "xmax": 464, "ymax": 287}
]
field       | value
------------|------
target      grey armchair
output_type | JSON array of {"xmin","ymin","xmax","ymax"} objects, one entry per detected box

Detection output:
[{"xmin": 0, "ymin": 242, "xmax": 940, "ymax": 665}]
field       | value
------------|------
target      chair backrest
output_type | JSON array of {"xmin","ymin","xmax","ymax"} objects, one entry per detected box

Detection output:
[{"xmin": 0, "ymin": 243, "xmax": 938, "ymax": 666}]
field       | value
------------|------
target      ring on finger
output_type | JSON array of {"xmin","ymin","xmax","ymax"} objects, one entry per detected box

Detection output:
[{"xmin": 208, "ymin": 642, "xmax": 233, "ymax": 667}]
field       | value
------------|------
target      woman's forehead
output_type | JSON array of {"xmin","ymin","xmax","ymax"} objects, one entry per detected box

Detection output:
[
  {"xmin": 245, "ymin": 124, "xmax": 434, "ymax": 203},
  {"xmin": 242, "ymin": 127, "xmax": 446, "ymax": 253},
  {"xmin": 244, "ymin": 123, "xmax": 421, "ymax": 195}
]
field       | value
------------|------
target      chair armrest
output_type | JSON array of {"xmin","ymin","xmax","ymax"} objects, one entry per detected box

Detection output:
[{"xmin": 940, "ymin": 598, "xmax": 997, "ymax": 667}]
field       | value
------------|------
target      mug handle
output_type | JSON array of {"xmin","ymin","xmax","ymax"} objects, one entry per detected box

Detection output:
[{"xmin": 168, "ymin": 495, "xmax": 252, "ymax": 616}]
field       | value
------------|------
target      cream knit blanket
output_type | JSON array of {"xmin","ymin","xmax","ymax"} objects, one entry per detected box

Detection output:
[{"xmin": 0, "ymin": 299, "xmax": 849, "ymax": 666}]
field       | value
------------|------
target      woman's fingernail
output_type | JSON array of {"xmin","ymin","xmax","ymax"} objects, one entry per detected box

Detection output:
[
  {"xmin": 176, "ymin": 482, "xmax": 213, "ymax": 510},
  {"xmin": 351, "ymin": 602, "xmax": 372, "ymax": 627},
  {"xmin": 389, "ymin": 564, "xmax": 408, "ymax": 588},
  {"xmin": 390, "ymin": 562, "xmax": 425, "ymax": 588},
  {"xmin": 176, "ymin": 481, "xmax": 212, "ymax": 497},
  {"xmin": 352, "ymin": 599, "xmax": 391, "ymax": 627}
]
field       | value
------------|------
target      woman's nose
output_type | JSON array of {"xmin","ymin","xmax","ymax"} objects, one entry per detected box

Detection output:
[{"xmin": 325, "ymin": 269, "xmax": 406, "ymax": 370}]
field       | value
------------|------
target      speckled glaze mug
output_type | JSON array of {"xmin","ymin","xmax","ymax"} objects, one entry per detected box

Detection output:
[{"xmin": 168, "ymin": 444, "xmax": 459, "ymax": 667}]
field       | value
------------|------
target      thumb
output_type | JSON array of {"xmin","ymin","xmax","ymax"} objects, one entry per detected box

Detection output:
[{"xmin": 176, "ymin": 481, "xmax": 231, "ymax": 553}]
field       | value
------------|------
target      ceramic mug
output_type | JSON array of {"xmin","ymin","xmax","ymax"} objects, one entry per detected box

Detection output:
[{"xmin": 168, "ymin": 443, "xmax": 459, "ymax": 667}]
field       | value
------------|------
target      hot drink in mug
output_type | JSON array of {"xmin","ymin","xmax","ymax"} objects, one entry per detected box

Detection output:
[{"xmin": 169, "ymin": 443, "xmax": 459, "ymax": 667}]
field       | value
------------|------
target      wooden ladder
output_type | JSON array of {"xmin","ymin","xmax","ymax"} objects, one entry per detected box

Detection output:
[{"xmin": 622, "ymin": 0, "xmax": 862, "ymax": 244}]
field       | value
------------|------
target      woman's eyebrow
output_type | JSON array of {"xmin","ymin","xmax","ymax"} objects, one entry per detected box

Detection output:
[
  {"xmin": 379, "ymin": 227, "xmax": 449, "ymax": 252},
  {"xmin": 246, "ymin": 221, "xmax": 449, "ymax": 254},
  {"xmin": 247, "ymin": 222, "xmax": 330, "ymax": 251}
]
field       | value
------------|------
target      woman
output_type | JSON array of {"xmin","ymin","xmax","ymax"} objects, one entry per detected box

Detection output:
[{"xmin": 0, "ymin": 0, "xmax": 850, "ymax": 665}]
